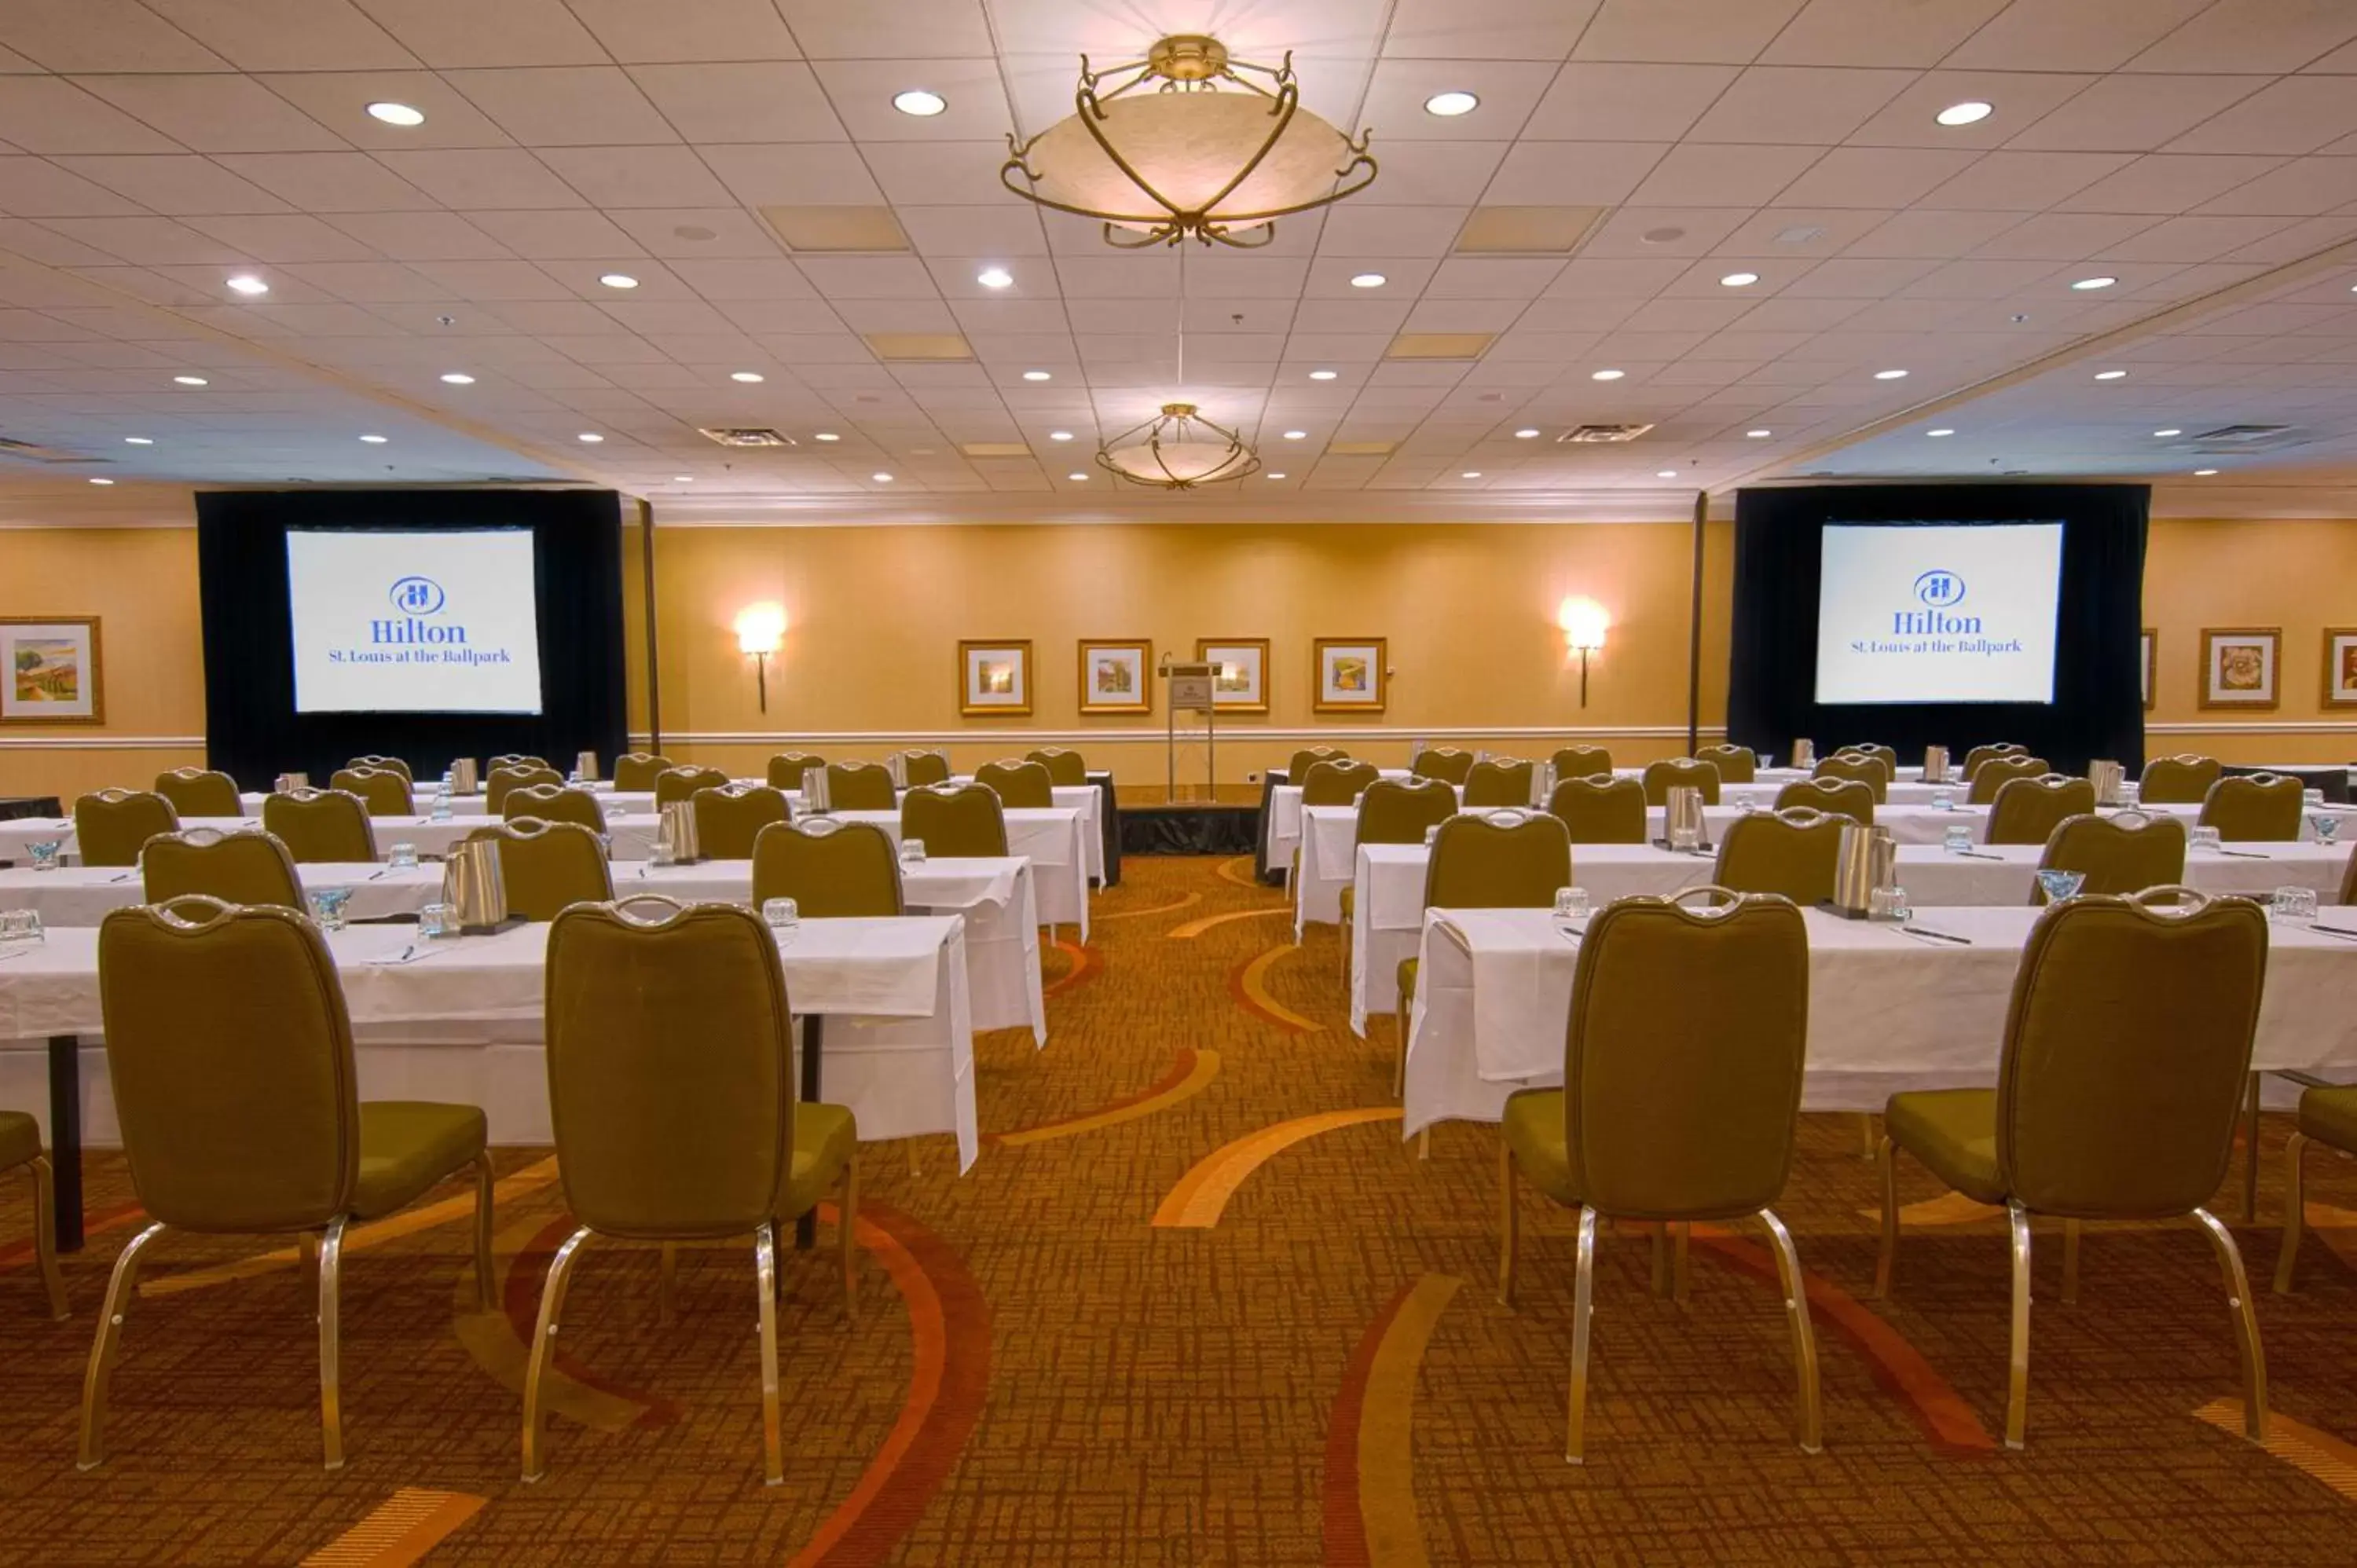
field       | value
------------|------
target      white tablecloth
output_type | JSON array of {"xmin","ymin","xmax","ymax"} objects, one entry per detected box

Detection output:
[
  {"xmin": 0, "ymin": 916, "xmax": 981, "ymax": 1169},
  {"xmin": 0, "ymin": 812, "xmax": 667, "ymax": 864},
  {"xmin": 1264, "ymin": 768, "xmax": 1416, "ymax": 877},
  {"xmin": 779, "ymin": 782, "xmax": 1105, "ymax": 885},
  {"xmin": 1402, "ymin": 905, "xmax": 2357, "ymax": 1137},
  {"xmin": 240, "ymin": 789, "xmax": 663, "ymax": 820},
  {"xmin": 808, "ymin": 807, "xmax": 1090, "ymax": 940}
]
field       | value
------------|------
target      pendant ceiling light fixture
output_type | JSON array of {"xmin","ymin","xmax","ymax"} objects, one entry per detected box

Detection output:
[
  {"xmin": 1096, "ymin": 243, "xmax": 1262, "ymax": 489},
  {"xmin": 1002, "ymin": 34, "xmax": 1376, "ymax": 249}
]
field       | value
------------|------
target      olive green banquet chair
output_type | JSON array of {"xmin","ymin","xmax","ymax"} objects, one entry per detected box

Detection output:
[
  {"xmin": 655, "ymin": 766, "xmax": 731, "ymax": 810},
  {"xmin": 1300, "ymin": 758, "xmax": 1380, "ymax": 808},
  {"xmin": 1693, "ymin": 743, "xmax": 1756, "ymax": 783},
  {"xmin": 1, "ymin": 1111, "xmax": 68, "ymax": 1321},
  {"xmin": 1288, "ymin": 746, "xmax": 1348, "ymax": 780},
  {"xmin": 692, "ymin": 784, "xmax": 790, "ymax": 859},
  {"xmin": 822, "ymin": 760, "xmax": 898, "ymax": 811},
  {"xmin": 487, "ymin": 753, "xmax": 548, "ymax": 774},
  {"xmin": 152, "ymin": 767, "xmax": 241, "ymax": 819},
  {"xmin": 347, "ymin": 754, "xmax": 412, "ymax": 783},
  {"xmin": 486, "ymin": 765, "xmax": 563, "ymax": 813},
  {"xmin": 1714, "ymin": 809, "xmax": 1848, "ymax": 906},
  {"xmin": 263, "ymin": 788, "xmax": 377, "ymax": 864},
  {"xmin": 1464, "ymin": 758, "xmax": 1536, "ymax": 809},
  {"xmin": 1396, "ymin": 811, "xmax": 1573, "ymax": 1097},
  {"xmin": 1967, "ymin": 755, "xmax": 2051, "ymax": 805},
  {"xmin": 1642, "ymin": 758, "xmax": 1721, "ymax": 806},
  {"xmin": 900, "ymin": 750, "xmax": 953, "ymax": 788},
  {"xmin": 502, "ymin": 783, "xmax": 607, "ymax": 833},
  {"xmin": 1551, "ymin": 745, "xmax": 1614, "ymax": 781},
  {"xmin": 1874, "ymin": 888, "xmax": 2271, "ymax": 1449},
  {"xmin": 83, "ymin": 898, "xmax": 494, "ymax": 1471},
  {"xmin": 72, "ymin": 789, "xmax": 179, "ymax": 868},
  {"xmin": 1547, "ymin": 776, "xmax": 1647, "ymax": 844},
  {"xmin": 1027, "ymin": 747, "xmax": 1087, "ymax": 787},
  {"xmin": 1962, "ymin": 743, "xmax": 2028, "ymax": 782},
  {"xmin": 2199, "ymin": 772, "xmax": 2304, "ymax": 842},
  {"xmin": 2037, "ymin": 812, "xmax": 2187, "ymax": 898},
  {"xmin": 141, "ymin": 828, "xmax": 303, "ymax": 908},
  {"xmin": 528, "ymin": 897, "xmax": 860, "ymax": 1485},
  {"xmin": 2277, "ymin": 1083, "xmax": 2357, "ymax": 1293},
  {"xmin": 1845, "ymin": 744, "xmax": 1899, "ymax": 772},
  {"xmin": 1497, "ymin": 889, "xmax": 1820, "ymax": 1463},
  {"xmin": 1812, "ymin": 752, "xmax": 1890, "ymax": 802},
  {"xmin": 1411, "ymin": 747, "xmax": 1475, "ymax": 786},
  {"xmin": 464, "ymin": 821, "xmax": 614, "ymax": 920},
  {"xmin": 1985, "ymin": 775, "xmax": 2096, "ymax": 847},
  {"xmin": 329, "ymin": 766, "xmax": 413, "ymax": 818},
  {"xmin": 2139, "ymin": 753, "xmax": 2221, "ymax": 806},
  {"xmin": 974, "ymin": 759, "xmax": 1053, "ymax": 810},
  {"xmin": 750, "ymin": 820, "xmax": 905, "ymax": 918},
  {"xmin": 1339, "ymin": 779, "xmax": 1461, "ymax": 983},
  {"xmin": 611, "ymin": 752, "xmax": 673, "ymax": 792},
  {"xmin": 1773, "ymin": 778, "xmax": 1874, "ymax": 826},
  {"xmin": 759, "ymin": 752, "xmax": 822, "ymax": 792},
  {"xmin": 902, "ymin": 782, "xmax": 1009, "ymax": 859}
]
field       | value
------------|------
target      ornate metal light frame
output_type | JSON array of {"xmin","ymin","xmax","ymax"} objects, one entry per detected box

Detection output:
[
  {"xmin": 1001, "ymin": 35, "xmax": 1377, "ymax": 250},
  {"xmin": 1097, "ymin": 403, "xmax": 1263, "ymax": 489}
]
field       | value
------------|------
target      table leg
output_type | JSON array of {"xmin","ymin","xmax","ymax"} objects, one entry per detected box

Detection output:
[
  {"xmin": 796, "ymin": 1015, "xmax": 824, "ymax": 1251},
  {"xmin": 48, "ymin": 1033, "xmax": 82, "ymax": 1252}
]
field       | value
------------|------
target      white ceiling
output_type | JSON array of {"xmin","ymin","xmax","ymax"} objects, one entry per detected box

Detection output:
[{"xmin": 0, "ymin": 0, "xmax": 2355, "ymax": 518}]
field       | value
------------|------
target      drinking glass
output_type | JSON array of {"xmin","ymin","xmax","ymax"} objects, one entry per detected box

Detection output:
[
  {"xmin": 2304, "ymin": 788, "xmax": 2326, "ymax": 808},
  {"xmin": 2311, "ymin": 813, "xmax": 2342, "ymax": 846},
  {"xmin": 429, "ymin": 798, "xmax": 453, "ymax": 823},
  {"xmin": 1756, "ymin": 753, "xmax": 1775, "ymax": 772},
  {"xmin": 1553, "ymin": 886, "xmax": 1591, "ymax": 922},
  {"xmin": 2036, "ymin": 869, "xmax": 2086, "ymax": 904},
  {"xmin": 417, "ymin": 902, "xmax": 452, "ymax": 939},
  {"xmin": 28, "ymin": 839, "xmax": 62, "ymax": 872},
  {"xmin": 1943, "ymin": 825, "xmax": 1974, "ymax": 853},
  {"xmin": 1930, "ymin": 790, "xmax": 1955, "ymax": 811},
  {"xmin": 1423, "ymin": 826, "xmax": 1440, "ymax": 846},
  {"xmin": 1735, "ymin": 792, "xmax": 1758, "ymax": 813},
  {"xmin": 2273, "ymin": 886, "xmax": 2321, "ymax": 923},
  {"xmin": 2190, "ymin": 826, "xmax": 2223, "ymax": 852},
  {"xmin": 308, "ymin": 886, "xmax": 354, "ymax": 931},
  {"xmin": 900, "ymin": 837, "xmax": 927, "ymax": 864},
  {"xmin": 762, "ymin": 896, "xmax": 799, "ymax": 936},
  {"xmin": 0, "ymin": 909, "xmax": 42, "ymax": 943},
  {"xmin": 1869, "ymin": 885, "xmax": 1911, "ymax": 922},
  {"xmin": 388, "ymin": 841, "xmax": 420, "ymax": 870}
]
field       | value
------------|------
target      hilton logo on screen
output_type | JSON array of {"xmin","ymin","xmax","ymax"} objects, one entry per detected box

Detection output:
[
  {"xmin": 1891, "ymin": 569, "xmax": 1982, "ymax": 635},
  {"xmin": 372, "ymin": 575, "xmax": 469, "ymax": 646}
]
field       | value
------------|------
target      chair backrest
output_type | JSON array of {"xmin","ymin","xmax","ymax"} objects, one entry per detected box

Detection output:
[
  {"xmin": 262, "ymin": 787, "xmax": 377, "ymax": 863},
  {"xmin": 1026, "ymin": 748, "xmax": 1087, "ymax": 786},
  {"xmin": 822, "ymin": 760, "xmax": 897, "ymax": 811},
  {"xmin": 2139, "ymin": 753, "xmax": 2221, "ymax": 805},
  {"xmin": 749, "ymin": 819, "xmax": 904, "ymax": 917},
  {"xmin": 1713, "ymin": 809, "xmax": 1846, "ymax": 905},
  {"xmin": 73, "ymin": 789, "xmax": 181, "ymax": 867},
  {"xmin": 1409, "ymin": 747, "xmax": 1475, "ymax": 785},
  {"xmin": 2039, "ymin": 812, "xmax": 2188, "ymax": 899},
  {"xmin": 653, "ymin": 765, "xmax": 730, "ymax": 808},
  {"xmin": 1642, "ymin": 757, "xmax": 1721, "ymax": 806},
  {"xmin": 152, "ymin": 767, "xmax": 241, "ymax": 818},
  {"xmin": 690, "ymin": 785, "xmax": 788, "ymax": 859},
  {"xmin": 486, "ymin": 765, "xmax": 564, "ymax": 811},
  {"xmin": 1773, "ymin": 777, "xmax": 1873, "ymax": 826},
  {"xmin": 140, "ymin": 829, "xmax": 302, "ymax": 908},
  {"xmin": 1423, "ymin": 811, "xmax": 1572, "ymax": 910},
  {"xmin": 502, "ymin": 783, "xmax": 607, "ymax": 833},
  {"xmin": 1967, "ymin": 754, "xmax": 2051, "ymax": 804},
  {"xmin": 1464, "ymin": 758, "xmax": 1536, "ymax": 808},
  {"xmin": 1996, "ymin": 890, "xmax": 2267, "ymax": 1217},
  {"xmin": 1692, "ymin": 743, "xmax": 1755, "ymax": 783},
  {"xmin": 1358, "ymin": 778, "xmax": 1457, "ymax": 846},
  {"xmin": 2198, "ymin": 771, "xmax": 2303, "ymax": 842},
  {"xmin": 1562, "ymin": 891, "xmax": 1809, "ymax": 1219},
  {"xmin": 1287, "ymin": 746, "xmax": 1348, "ymax": 780},
  {"xmin": 329, "ymin": 766, "xmax": 413, "ymax": 817},
  {"xmin": 98, "ymin": 899, "xmax": 359, "ymax": 1231},
  {"xmin": 1547, "ymin": 776, "xmax": 1648, "ymax": 844},
  {"xmin": 973, "ymin": 759, "xmax": 1053, "ymax": 809},
  {"xmin": 1550, "ymin": 745, "xmax": 1614, "ymax": 780},
  {"xmin": 765, "ymin": 752, "xmax": 826, "ymax": 791},
  {"xmin": 1963, "ymin": 743, "xmax": 2028, "ymax": 779},
  {"xmin": 612, "ymin": 752, "xmax": 674, "ymax": 792},
  {"xmin": 900, "ymin": 750, "xmax": 952, "ymax": 788},
  {"xmin": 902, "ymin": 783, "xmax": 1009, "ymax": 858},
  {"xmin": 1985, "ymin": 774, "xmax": 2096, "ymax": 846},
  {"xmin": 545, "ymin": 898, "xmax": 797, "ymax": 1237},
  {"xmin": 346, "ymin": 754, "xmax": 412, "ymax": 782},
  {"xmin": 1813, "ymin": 753, "xmax": 1890, "ymax": 801},
  {"xmin": 1299, "ymin": 758, "xmax": 1379, "ymax": 807},
  {"xmin": 1845, "ymin": 744, "xmax": 1898, "ymax": 771},
  {"xmin": 487, "ymin": 753, "xmax": 548, "ymax": 774},
  {"xmin": 464, "ymin": 821, "xmax": 613, "ymax": 920}
]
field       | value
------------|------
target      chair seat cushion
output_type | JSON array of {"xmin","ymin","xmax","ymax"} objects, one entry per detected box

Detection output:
[
  {"xmin": 1502, "ymin": 1089, "xmax": 1583, "ymax": 1207},
  {"xmin": 0, "ymin": 1108, "xmax": 38, "ymax": 1171},
  {"xmin": 785, "ymin": 1102, "xmax": 857, "ymax": 1219},
  {"xmin": 353, "ymin": 1101, "xmax": 488, "ymax": 1220},
  {"xmin": 1884, "ymin": 1088, "xmax": 2007, "ymax": 1205},
  {"xmin": 2298, "ymin": 1085, "xmax": 2357, "ymax": 1153},
  {"xmin": 1397, "ymin": 956, "xmax": 1417, "ymax": 1006}
]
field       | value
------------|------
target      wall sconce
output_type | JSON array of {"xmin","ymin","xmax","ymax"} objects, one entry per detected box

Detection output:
[
  {"xmin": 734, "ymin": 603, "xmax": 786, "ymax": 712},
  {"xmin": 1557, "ymin": 597, "xmax": 1611, "ymax": 707}
]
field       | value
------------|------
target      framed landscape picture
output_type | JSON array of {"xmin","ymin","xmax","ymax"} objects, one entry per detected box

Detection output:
[
  {"xmin": 1196, "ymin": 638, "xmax": 1269, "ymax": 713},
  {"xmin": 1, "ymin": 616, "xmax": 104, "ymax": 725},
  {"xmin": 2324, "ymin": 628, "xmax": 2357, "ymax": 709},
  {"xmin": 959, "ymin": 639, "xmax": 1032, "ymax": 716},
  {"xmin": 2198, "ymin": 626, "xmax": 2279, "ymax": 710},
  {"xmin": 2142, "ymin": 628, "xmax": 2157, "ymax": 712},
  {"xmin": 1077, "ymin": 639, "xmax": 1152, "ymax": 716},
  {"xmin": 1314, "ymin": 636, "xmax": 1387, "ymax": 713}
]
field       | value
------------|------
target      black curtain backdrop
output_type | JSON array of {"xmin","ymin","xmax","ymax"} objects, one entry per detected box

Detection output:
[
  {"xmin": 195, "ymin": 489, "xmax": 628, "ymax": 788},
  {"xmin": 1726, "ymin": 484, "xmax": 2149, "ymax": 775}
]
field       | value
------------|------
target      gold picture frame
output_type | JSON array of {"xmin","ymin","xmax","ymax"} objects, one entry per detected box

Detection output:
[
  {"xmin": 1076, "ymin": 639, "xmax": 1152, "ymax": 716},
  {"xmin": 0, "ymin": 615, "xmax": 104, "ymax": 726},
  {"xmin": 2323, "ymin": 628, "xmax": 2357, "ymax": 709},
  {"xmin": 1196, "ymin": 639, "xmax": 1270, "ymax": 713},
  {"xmin": 2198, "ymin": 626, "xmax": 2278, "ymax": 711},
  {"xmin": 959, "ymin": 639, "xmax": 1032, "ymax": 717},
  {"xmin": 1314, "ymin": 636, "xmax": 1387, "ymax": 713},
  {"xmin": 2142, "ymin": 627, "xmax": 2157, "ymax": 713}
]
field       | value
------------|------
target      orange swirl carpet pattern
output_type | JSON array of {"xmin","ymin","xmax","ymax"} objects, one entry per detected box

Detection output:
[{"xmin": 4, "ymin": 855, "xmax": 2357, "ymax": 1563}]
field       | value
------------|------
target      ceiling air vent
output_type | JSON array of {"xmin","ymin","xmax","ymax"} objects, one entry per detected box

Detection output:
[
  {"xmin": 1556, "ymin": 423, "xmax": 1654, "ymax": 444},
  {"xmin": 0, "ymin": 435, "xmax": 105, "ymax": 465},
  {"xmin": 698, "ymin": 427, "xmax": 795, "ymax": 448},
  {"xmin": 2183, "ymin": 423, "xmax": 2308, "ymax": 454}
]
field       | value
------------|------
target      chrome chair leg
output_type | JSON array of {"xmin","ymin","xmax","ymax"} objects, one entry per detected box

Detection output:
[
  {"xmin": 838, "ymin": 1155, "xmax": 860, "ymax": 1324},
  {"xmin": 2005, "ymin": 1200, "xmax": 2032, "ymax": 1451},
  {"xmin": 2193, "ymin": 1207, "xmax": 2268, "ymax": 1443},
  {"xmin": 2062, "ymin": 1219, "xmax": 2081, "ymax": 1306},
  {"xmin": 2243, "ymin": 1072, "xmax": 2261, "ymax": 1225},
  {"xmin": 77, "ymin": 1220, "xmax": 167, "ymax": 1471},
  {"xmin": 1496, "ymin": 1144, "xmax": 1519, "ymax": 1309},
  {"xmin": 28, "ymin": 1156, "xmax": 67, "ymax": 1320},
  {"xmin": 754, "ymin": 1221, "xmax": 783, "ymax": 1486},
  {"xmin": 521, "ymin": 1225, "xmax": 592, "ymax": 1482},
  {"xmin": 1565, "ymin": 1207, "xmax": 1598, "ymax": 1465},
  {"xmin": 1871, "ymin": 1137, "xmax": 1898, "ymax": 1299},
  {"xmin": 2274, "ymin": 1131, "xmax": 2310, "ymax": 1295},
  {"xmin": 471, "ymin": 1155, "xmax": 497, "ymax": 1313},
  {"xmin": 1392, "ymin": 998, "xmax": 1409, "ymax": 1100},
  {"xmin": 318, "ymin": 1215, "xmax": 347, "ymax": 1471},
  {"xmin": 1758, "ymin": 1207, "xmax": 1824, "ymax": 1455}
]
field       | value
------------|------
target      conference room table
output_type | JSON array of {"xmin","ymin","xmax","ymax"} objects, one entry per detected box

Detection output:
[
  {"xmin": 0, "ymin": 913, "xmax": 979, "ymax": 1251},
  {"xmin": 1400, "ymin": 903, "xmax": 2357, "ymax": 1138},
  {"xmin": 780, "ymin": 781, "xmax": 1107, "ymax": 887},
  {"xmin": 0, "ymin": 855, "xmax": 1047, "ymax": 1046},
  {"xmin": 802, "ymin": 807, "xmax": 1092, "ymax": 941},
  {"xmin": 1343, "ymin": 837, "xmax": 2355, "ymax": 1036},
  {"xmin": 0, "ymin": 812, "xmax": 668, "ymax": 864}
]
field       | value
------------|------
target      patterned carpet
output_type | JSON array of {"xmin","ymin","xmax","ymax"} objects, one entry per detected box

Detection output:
[{"xmin": 5, "ymin": 855, "xmax": 2357, "ymax": 1564}]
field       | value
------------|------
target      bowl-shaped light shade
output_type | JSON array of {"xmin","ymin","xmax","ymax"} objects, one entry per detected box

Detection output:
[
  {"xmin": 1098, "ymin": 405, "xmax": 1261, "ymax": 488},
  {"xmin": 735, "ymin": 603, "xmax": 786, "ymax": 654}
]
